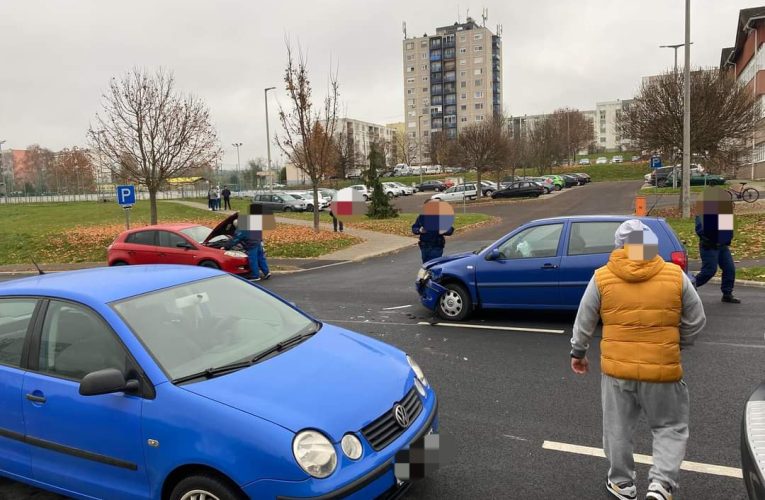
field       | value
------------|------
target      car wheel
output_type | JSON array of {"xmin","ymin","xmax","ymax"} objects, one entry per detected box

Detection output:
[
  {"xmin": 554, "ymin": 185, "xmax": 561, "ymax": 191},
  {"xmin": 387, "ymin": 192, "xmax": 394, "ymax": 198},
  {"xmin": 306, "ymin": 204, "xmax": 314, "ymax": 211},
  {"xmin": 170, "ymin": 473, "xmax": 245, "ymax": 500},
  {"xmin": 363, "ymin": 195, "xmax": 369, "ymax": 201},
  {"xmin": 199, "ymin": 260, "xmax": 220, "ymax": 269},
  {"xmin": 284, "ymin": 206, "xmax": 292, "ymax": 212},
  {"xmin": 485, "ymin": 190, "xmax": 494, "ymax": 196},
  {"xmin": 435, "ymin": 187, "xmax": 441, "ymax": 192},
  {"xmin": 437, "ymin": 283, "xmax": 472, "ymax": 321},
  {"xmin": 110, "ymin": 260, "xmax": 128, "ymax": 266}
]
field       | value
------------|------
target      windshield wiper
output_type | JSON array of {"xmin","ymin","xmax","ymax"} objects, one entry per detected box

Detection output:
[{"xmin": 172, "ymin": 322, "xmax": 321, "ymax": 385}]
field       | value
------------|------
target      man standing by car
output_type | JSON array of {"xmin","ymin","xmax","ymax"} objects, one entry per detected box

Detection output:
[
  {"xmin": 221, "ymin": 185, "xmax": 232, "ymax": 210},
  {"xmin": 412, "ymin": 200, "xmax": 454, "ymax": 263},
  {"xmin": 693, "ymin": 187, "xmax": 740, "ymax": 303},
  {"xmin": 570, "ymin": 220, "xmax": 705, "ymax": 500},
  {"xmin": 224, "ymin": 204, "xmax": 273, "ymax": 281}
]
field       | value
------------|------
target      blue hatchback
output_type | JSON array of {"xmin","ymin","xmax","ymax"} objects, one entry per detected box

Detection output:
[
  {"xmin": 0, "ymin": 266, "xmax": 438, "ymax": 499},
  {"xmin": 415, "ymin": 215, "xmax": 688, "ymax": 321}
]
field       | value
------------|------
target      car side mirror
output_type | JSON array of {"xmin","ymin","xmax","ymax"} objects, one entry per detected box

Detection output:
[
  {"xmin": 487, "ymin": 248, "xmax": 501, "ymax": 261},
  {"xmin": 176, "ymin": 242, "xmax": 194, "ymax": 250},
  {"xmin": 79, "ymin": 368, "xmax": 140, "ymax": 396}
]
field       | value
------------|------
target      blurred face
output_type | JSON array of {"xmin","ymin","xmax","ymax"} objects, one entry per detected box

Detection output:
[
  {"xmin": 421, "ymin": 200, "xmax": 455, "ymax": 234},
  {"xmin": 695, "ymin": 187, "xmax": 734, "ymax": 244},
  {"xmin": 623, "ymin": 228, "xmax": 659, "ymax": 261},
  {"xmin": 330, "ymin": 187, "xmax": 366, "ymax": 222}
]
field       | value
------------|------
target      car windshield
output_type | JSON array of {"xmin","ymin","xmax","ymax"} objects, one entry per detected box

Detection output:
[
  {"xmin": 288, "ymin": 194, "xmax": 304, "ymax": 200},
  {"xmin": 111, "ymin": 275, "xmax": 318, "ymax": 382},
  {"xmin": 179, "ymin": 225, "xmax": 212, "ymax": 243}
]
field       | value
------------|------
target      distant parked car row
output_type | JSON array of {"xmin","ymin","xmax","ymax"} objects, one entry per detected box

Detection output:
[{"xmin": 580, "ymin": 154, "xmax": 641, "ymax": 165}]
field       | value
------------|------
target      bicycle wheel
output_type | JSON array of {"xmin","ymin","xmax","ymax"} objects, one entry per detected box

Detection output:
[
  {"xmin": 742, "ymin": 187, "xmax": 759, "ymax": 203},
  {"xmin": 726, "ymin": 189, "xmax": 735, "ymax": 201}
]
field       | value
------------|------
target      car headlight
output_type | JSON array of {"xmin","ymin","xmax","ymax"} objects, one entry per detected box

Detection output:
[
  {"xmin": 293, "ymin": 430, "xmax": 337, "ymax": 478},
  {"xmin": 341, "ymin": 434, "xmax": 363, "ymax": 460},
  {"xmin": 224, "ymin": 250, "xmax": 247, "ymax": 258},
  {"xmin": 417, "ymin": 268, "xmax": 430, "ymax": 281},
  {"xmin": 407, "ymin": 355, "xmax": 429, "ymax": 388}
]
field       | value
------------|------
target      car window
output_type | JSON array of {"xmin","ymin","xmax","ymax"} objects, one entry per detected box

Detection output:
[
  {"xmin": 568, "ymin": 221, "xmax": 622, "ymax": 256},
  {"xmin": 272, "ymin": 195, "xmax": 283, "ymax": 202},
  {"xmin": 0, "ymin": 299, "xmax": 37, "ymax": 368},
  {"xmin": 179, "ymin": 225, "xmax": 212, "ymax": 243},
  {"xmin": 158, "ymin": 231, "xmax": 190, "ymax": 248},
  {"xmin": 38, "ymin": 301, "xmax": 127, "ymax": 381},
  {"xmin": 125, "ymin": 230, "xmax": 157, "ymax": 246},
  {"xmin": 496, "ymin": 224, "xmax": 564, "ymax": 259}
]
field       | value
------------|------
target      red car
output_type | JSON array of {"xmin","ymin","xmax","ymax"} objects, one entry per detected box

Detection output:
[{"xmin": 107, "ymin": 213, "xmax": 250, "ymax": 275}]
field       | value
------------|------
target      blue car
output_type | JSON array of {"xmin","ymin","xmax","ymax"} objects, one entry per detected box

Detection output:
[
  {"xmin": 0, "ymin": 266, "xmax": 438, "ymax": 499},
  {"xmin": 415, "ymin": 215, "xmax": 688, "ymax": 321}
]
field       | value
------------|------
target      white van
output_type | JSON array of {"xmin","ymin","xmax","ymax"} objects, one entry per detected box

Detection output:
[{"xmin": 393, "ymin": 164, "xmax": 411, "ymax": 176}]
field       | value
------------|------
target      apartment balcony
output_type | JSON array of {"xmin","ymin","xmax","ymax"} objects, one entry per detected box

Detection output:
[
  {"xmin": 430, "ymin": 52, "xmax": 442, "ymax": 62},
  {"xmin": 446, "ymin": 128, "xmax": 457, "ymax": 139},
  {"xmin": 431, "ymin": 95, "xmax": 443, "ymax": 105},
  {"xmin": 430, "ymin": 39, "xmax": 442, "ymax": 49},
  {"xmin": 444, "ymin": 94, "xmax": 457, "ymax": 105},
  {"xmin": 431, "ymin": 119, "xmax": 443, "ymax": 129},
  {"xmin": 430, "ymin": 72, "xmax": 443, "ymax": 82},
  {"xmin": 444, "ymin": 72, "xmax": 456, "ymax": 82},
  {"xmin": 443, "ymin": 38, "xmax": 455, "ymax": 49},
  {"xmin": 443, "ymin": 48, "xmax": 456, "ymax": 59}
]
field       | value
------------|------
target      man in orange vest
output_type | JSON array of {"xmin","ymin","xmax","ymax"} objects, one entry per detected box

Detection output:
[{"xmin": 570, "ymin": 220, "xmax": 705, "ymax": 500}]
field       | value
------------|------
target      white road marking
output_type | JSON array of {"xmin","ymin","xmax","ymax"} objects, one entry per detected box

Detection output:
[
  {"xmin": 417, "ymin": 322, "xmax": 565, "ymax": 334},
  {"xmin": 382, "ymin": 304, "xmax": 412, "ymax": 310},
  {"xmin": 542, "ymin": 440, "xmax": 742, "ymax": 479},
  {"xmin": 323, "ymin": 319, "xmax": 420, "ymax": 327},
  {"xmin": 502, "ymin": 434, "xmax": 529, "ymax": 442}
]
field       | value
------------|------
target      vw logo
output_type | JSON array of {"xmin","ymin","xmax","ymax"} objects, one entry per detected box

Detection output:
[{"xmin": 394, "ymin": 404, "xmax": 410, "ymax": 428}]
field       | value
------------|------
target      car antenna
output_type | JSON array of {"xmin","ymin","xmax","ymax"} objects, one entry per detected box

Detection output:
[{"xmin": 30, "ymin": 257, "xmax": 46, "ymax": 275}]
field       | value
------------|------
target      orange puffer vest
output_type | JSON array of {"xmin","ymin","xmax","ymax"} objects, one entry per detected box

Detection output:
[{"xmin": 595, "ymin": 248, "xmax": 684, "ymax": 382}]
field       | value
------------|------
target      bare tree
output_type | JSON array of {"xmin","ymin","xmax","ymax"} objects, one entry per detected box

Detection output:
[
  {"xmin": 550, "ymin": 108, "xmax": 595, "ymax": 165},
  {"xmin": 457, "ymin": 115, "xmax": 509, "ymax": 198},
  {"xmin": 525, "ymin": 116, "xmax": 560, "ymax": 175},
  {"xmin": 334, "ymin": 128, "xmax": 358, "ymax": 179},
  {"xmin": 429, "ymin": 131, "xmax": 458, "ymax": 168},
  {"xmin": 275, "ymin": 42, "xmax": 340, "ymax": 232},
  {"xmin": 87, "ymin": 68, "xmax": 221, "ymax": 224},
  {"xmin": 24, "ymin": 145, "xmax": 55, "ymax": 194},
  {"xmin": 392, "ymin": 130, "xmax": 418, "ymax": 166},
  {"xmin": 51, "ymin": 147, "xmax": 95, "ymax": 194},
  {"xmin": 620, "ymin": 68, "xmax": 759, "ymax": 168}
]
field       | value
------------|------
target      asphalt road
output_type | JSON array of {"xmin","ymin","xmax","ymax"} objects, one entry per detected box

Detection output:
[{"xmin": 2, "ymin": 180, "xmax": 762, "ymax": 499}]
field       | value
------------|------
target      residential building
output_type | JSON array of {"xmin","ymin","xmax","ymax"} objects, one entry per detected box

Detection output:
[
  {"xmin": 594, "ymin": 99, "xmax": 633, "ymax": 151},
  {"xmin": 403, "ymin": 17, "xmax": 502, "ymax": 163},
  {"xmin": 334, "ymin": 118, "xmax": 397, "ymax": 169},
  {"xmin": 721, "ymin": 6, "xmax": 765, "ymax": 179}
]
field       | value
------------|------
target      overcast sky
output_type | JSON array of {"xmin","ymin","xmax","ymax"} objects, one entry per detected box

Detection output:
[{"xmin": 0, "ymin": 0, "xmax": 755, "ymax": 168}]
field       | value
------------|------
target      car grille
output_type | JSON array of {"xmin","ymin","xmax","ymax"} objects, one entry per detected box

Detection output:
[{"xmin": 361, "ymin": 387, "xmax": 423, "ymax": 451}]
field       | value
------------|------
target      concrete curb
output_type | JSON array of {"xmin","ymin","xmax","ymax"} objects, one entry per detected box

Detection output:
[{"xmin": 707, "ymin": 276, "xmax": 765, "ymax": 289}]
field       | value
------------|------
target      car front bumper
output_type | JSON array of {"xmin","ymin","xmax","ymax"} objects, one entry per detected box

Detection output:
[{"xmin": 415, "ymin": 278, "xmax": 446, "ymax": 312}]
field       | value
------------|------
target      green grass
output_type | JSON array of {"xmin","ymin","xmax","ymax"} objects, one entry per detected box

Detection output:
[
  {"xmin": 639, "ymin": 186, "xmax": 708, "ymax": 194},
  {"xmin": 737, "ymin": 267, "xmax": 765, "ymax": 282},
  {"xmin": 575, "ymin": 151, "xmax": 641, "ymax": 161}
]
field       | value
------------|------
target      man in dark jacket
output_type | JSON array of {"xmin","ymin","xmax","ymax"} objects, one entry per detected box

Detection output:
[
  {"xmin": 221, "ymin": 186, "xmax": 232, "ymax": 210},
  {"xmin": 693, "ymin": 187, "xmax": 739, "ymax": 303},
  {"xmin": 411, "ymin": 200, "xmax": 454, "ymax": 263},
  {"xmin": 223, "ymin": 204, "xmax": 273, "ymax": 281}
]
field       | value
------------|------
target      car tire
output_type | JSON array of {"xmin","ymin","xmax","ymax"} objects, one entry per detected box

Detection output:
[
  {"xmin": 485, "ymin": 190, "xmax": 494, "ymax": 196},
  {"xmin": 387, "ymin": 192, "xmax": 394, "ymax": 198},
  {"xmin": 284, "ymin": 207, "xmax": 292, "ymax": 212},
  {"xmin": 199, "ymin": 260, "xmax": 220, "ymax": 269},
  {"xmin": 554, "ymin": 185, "xmax": 561, "ymax": 191},
  {"xmin": 110, "ymin": 260, "xmax": 128, "ymax": 266},
  {"xmin": 435, "ymin": 187, "xmax": 441, "ymax": 192},
  {"xmin": 437, "ymin": 282, "xmax": 472, "ymax": 321},
  {"xmin": 306, "ymin": 204, "xmax": 314, "ymax": 211},
  {"xmin": 169, "ymin": 473, "xmax": 246, "ymax": 500}
]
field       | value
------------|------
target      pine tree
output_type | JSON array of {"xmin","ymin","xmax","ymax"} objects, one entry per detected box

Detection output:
[{"xmin": 365, "ymin": 142, "xmax": 398, "ymax": 219}]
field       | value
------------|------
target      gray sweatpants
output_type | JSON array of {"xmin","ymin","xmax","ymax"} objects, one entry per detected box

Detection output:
[{"xmin": 601, "ymin": 373, "xmax": 689, "ymax": 491}]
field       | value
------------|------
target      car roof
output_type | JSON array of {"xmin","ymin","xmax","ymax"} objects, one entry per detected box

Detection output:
[
  {"xmin": 0, "ymin": 265, "xmax": 222, "ymax": 304},
  {"xmin": 527, "ymin": 215, "xmax": 666, "ymax": 224}
]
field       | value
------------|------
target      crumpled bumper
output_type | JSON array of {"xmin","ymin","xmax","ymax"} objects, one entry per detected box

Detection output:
[{"xmin": 415, "ymin": 278, "xmax": 447, "ymax": 311}]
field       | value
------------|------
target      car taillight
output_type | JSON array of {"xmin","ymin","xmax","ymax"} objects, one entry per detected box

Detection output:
[{"xmin": 670, "ymin": 251, "xmax": 687, "ymax": 271}]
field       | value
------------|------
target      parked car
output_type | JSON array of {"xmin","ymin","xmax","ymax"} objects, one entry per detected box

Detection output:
[
  {"xmin": 0, "ymin": 266, "xmax": 438, "ymax": 499},
  {"xmin": 665, "ymin": 170, "xmax": 726, "ymax": 186},
  {"xmin": 491, "ymin": 182, "xmax": 544, "ymax": 199},
  {"xmin": 573, "ymin": 172, "xmax": 592, "ymax": 183},
  {"xmin": 567, "ymin": 173, "xmax": 589, "ymax": 185},
  {"xmin": 415, "ymin": 215, "xmax": 688, "ymax": 320},
  {"xmin": 292, "ymin": 191, "xmax": 330, "ymax": 210},
  {"xmin": 611, "ymin": 155, "xmax": 624, "ymax": 164},
  {"xmin": 631, "ymin": 155, "xmax": 641, "ymax": 162},
  {"xmin": 742, "ymin": 381, "xmax": 765, "ymax": 499},
  {"xmin": 543, "ymin": 175, "xmax": 565, "ymax": 191},
  {"xmin": 430, "ymin": 183, "xmax": 478, "ymax": 202},
  {"xmin": 417, "ymin": 180, "xmax": 447, "ymax": 192},
  {"xmin": 578, "ymin": 158, "xmax": 591, "ymax": 165},
  {"xmin": 108, "ymin": 214, "xmax": 250, "ymax": 275},
  {"xmin": 560, "ymin": 174, "xmax": 580, "ymax": 188},
  {"xmin": 478, "ymin": 181, "xmax": 498, "ymax": 196},
  {"xmin": 253, "ymin": 192, "xmax": 308, "ymax": 212},
  {"xmin": 348, "ymin": 184, "xmax": 371, "ymax": 201},
  {"xmin": 595, "ymin": 157, "xmax": 608, "ymax": 165},
  {"xmin": 393, "ymin": 164, "xmax": 412, "ymax": 176},
  {"xmin": 390, "ymin": 181, "xmax": 415, "ymax": 195},
  {"xmin": 319, "ymin": 188, "xmax": 337, "ymax": 201},
  {"xmin": 381, "ymin": 182, "xmax": 404, "ymax": 197},
  {"xmin": 524, "ymin": 177, "xmax": 555, "ymax": 194}
]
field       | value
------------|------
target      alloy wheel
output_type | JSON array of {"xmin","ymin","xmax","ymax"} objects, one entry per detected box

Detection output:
[
  {"xmin": 180, "ymin": 490, "xmax": 221, "ymax": 500},
  {"xmin": 439, "ymin": 290, "xmax": 463, "ymax": 317}
]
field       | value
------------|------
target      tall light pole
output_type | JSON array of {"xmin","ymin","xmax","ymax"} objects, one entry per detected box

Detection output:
[
  {"xmin": 659, "ymin": 42, "xmax": 692, "ymax": 74},
  {"xmin": 681, "ymin": 0, "xmax": 691, "ymax": 218},
  {"xmin": 264, "ymin": 86, "xmax": 276, "ymax": 192},
  {"xmin": 0, "ymin": 140, "xmax": 6, "ymax": 202},
  {"xmin": 232, "ymin": 142, "xmax": 243, "ymax": 190}
]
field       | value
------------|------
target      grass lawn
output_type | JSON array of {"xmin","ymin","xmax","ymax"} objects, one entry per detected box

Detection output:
[
  {"xmin": 639, "ymin": 186, "xmax": 708, "ymax": 194},
  {"xmin": 737, "ymin": 267, "xmax": 765, "ymax": 282},
  {"xmin": 663, "ymin": 212, "xmax": 765, "ymax": 261},
  {"xmin": 0, "ymin": 200, "xmax": 359, "ymax": 265}
]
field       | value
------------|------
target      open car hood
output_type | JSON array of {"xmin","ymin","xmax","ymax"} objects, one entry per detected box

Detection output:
[{"xmin": 203, "ymin": 212, "xmax": 238, "ymax": 244}]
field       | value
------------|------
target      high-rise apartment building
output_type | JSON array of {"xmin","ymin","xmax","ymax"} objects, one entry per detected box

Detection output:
[{"xmin": 403, "ymin": 17, "xmax": 502, "ymax": 163}]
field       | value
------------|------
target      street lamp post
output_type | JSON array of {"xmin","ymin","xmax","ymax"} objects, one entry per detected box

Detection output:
[
  {"xmin": 232, "ymin": 142, "xmax": 243, "ymax": 191},
  {"xmin": 0, "ymin": 140, "xmax": 6, "ymax": 202},
  {"xmin": 264, "ymin": 87, "xmax": 276, "ymax": 193},
  {"xmin": 659, "ymin": 42, "xmax": 692, "ymax": 74}
]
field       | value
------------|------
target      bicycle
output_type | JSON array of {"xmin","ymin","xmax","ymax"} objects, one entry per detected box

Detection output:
[{"xmin": 725, "ymin": 182, "xmax": 760, "ymax": 203}]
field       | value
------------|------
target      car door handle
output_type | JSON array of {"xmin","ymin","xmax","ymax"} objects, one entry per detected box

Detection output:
[
  {"xmin": 541, "ymin": 263, "xmax": 559, "ymax": 269},
  {"xmin": 26, "ymin": 393, "xmax": 46, "ymax": 403}
]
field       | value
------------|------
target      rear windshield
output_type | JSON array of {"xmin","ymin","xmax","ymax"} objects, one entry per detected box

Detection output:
[{"xmin": 179, "ymin": 226, "xmax": 212, "ymax": 243}]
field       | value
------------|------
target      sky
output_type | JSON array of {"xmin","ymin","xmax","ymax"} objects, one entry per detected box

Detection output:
[{"xmin": 0, "ymin": 0, "xmax": 756, "ymax": 169}]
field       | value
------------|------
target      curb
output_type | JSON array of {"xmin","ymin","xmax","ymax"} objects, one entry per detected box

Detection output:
[{"xmin": 707, "ymin": 276, "xmax": 765, "ymax": 289}]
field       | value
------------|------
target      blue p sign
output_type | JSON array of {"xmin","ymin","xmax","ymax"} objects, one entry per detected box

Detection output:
[
  {"xmin": 116, "ymin": 185, "xmax": 136, "ymax": 206},
  {"xmin": 650, "ymin": 156, "xmax": 662, "ymax": 169}
]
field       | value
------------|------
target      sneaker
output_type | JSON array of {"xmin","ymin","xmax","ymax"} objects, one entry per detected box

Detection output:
[
  {"xmin": 607, "ymin": 480, "xmax": 637, "ymax": 500},
  {"xmin": 263, "ymin": 273, "xmax": 272, "ymax": 280},
  {"xmin": 721, "ymin": 294, "xmax": 741, "ymax": 303},
  {"xmin": 645, "ymin": 482, "xmax": 672, "ymax": 500},
  {"xmin": 249, "ymin": 276, "xmax": 261, "ymax": 282}
]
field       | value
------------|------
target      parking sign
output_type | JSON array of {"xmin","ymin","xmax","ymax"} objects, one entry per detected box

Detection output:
[
  {"xmin": 116, "ymin": 185, "xmax": 136, "ymax": 206},
  {"xmin": 650, "ymin": 156, "xmax": 662, "ymax": 169}
]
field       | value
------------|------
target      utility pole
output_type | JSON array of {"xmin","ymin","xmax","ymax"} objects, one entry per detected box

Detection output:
[
  {"xmin": 232, "ymin": 142, "xmax": 243, "ymax": 191},
  {"xmin": 681, "ymin": 0, "xmax": 691, "ymax": 218},
  {"xmin": 0, "ymin": 140, "xmax": 6, "ymax": 202},
  {"xmin": 264, "ymin": 87, "xmax": 276, "ymax": 193},
  {"xmin": 659, "ymin": 42, "xmax": 692, "ymax": 74}
]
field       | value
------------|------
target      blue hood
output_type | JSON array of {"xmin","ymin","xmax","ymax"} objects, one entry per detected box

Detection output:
[
  {"xmin": 424, "ymin": 251, "xmax": 475, "ymax": 269},
  {"xmin": 181, "ymin": 325, "xmax": 413, "ymax": 442}
]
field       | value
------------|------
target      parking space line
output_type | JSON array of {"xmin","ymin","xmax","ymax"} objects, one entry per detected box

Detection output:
[
  {"xmin": 542, "ymin": 440, "xmax": 742, "ymax": 479},
  {"xmin": 382, "ymin": 305, "xmax": 412, "ymax": 310},
  {"xmin": 417, "ymin": 322, "xmax": 565, "ymax": 334}
]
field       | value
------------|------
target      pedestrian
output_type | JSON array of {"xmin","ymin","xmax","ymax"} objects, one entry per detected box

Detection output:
[
  {"xmin": 207, "ymin": 187, "xmax": 213, "ymax": 210},
  {"xmin": 224, "ymin": 221, "xmax": 271, "ymax": 281},
  {"xmin": 222, "ymin": 185, "xmax": 232, "ymax": 210},
  {"xmin": 329, "ymin": 209, "xmax": 344, "ymax": 232},
  {"xmin": 570, "ymin": 219, "xmax": 705, "ymax": 500},
  {"xmin": 411, "ymin": 199, "xmax": 454, "ymax": 264},
  {"xmin": 693, "ymin": 187, "xmax": 740, "ymax": 303},
  {"xmin": 211, "ymin": 186, "xmax": 220, "ymax": 211}
]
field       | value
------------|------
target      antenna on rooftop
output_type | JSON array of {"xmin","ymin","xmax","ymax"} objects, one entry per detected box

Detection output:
[
  {"xmin": 30, "ymin": 257, "xmax": 45, "ymax": 275},
  {"xmin": 482, "ymin": 8, "xmax": 488, "ymax": 27},
  {"xmin": 497, "ymin": 24, "xmax": 503, "ymax": 37},
  {"xmin": 402, "ymin": 21, "xmax": 407, "ymax": 39}
]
